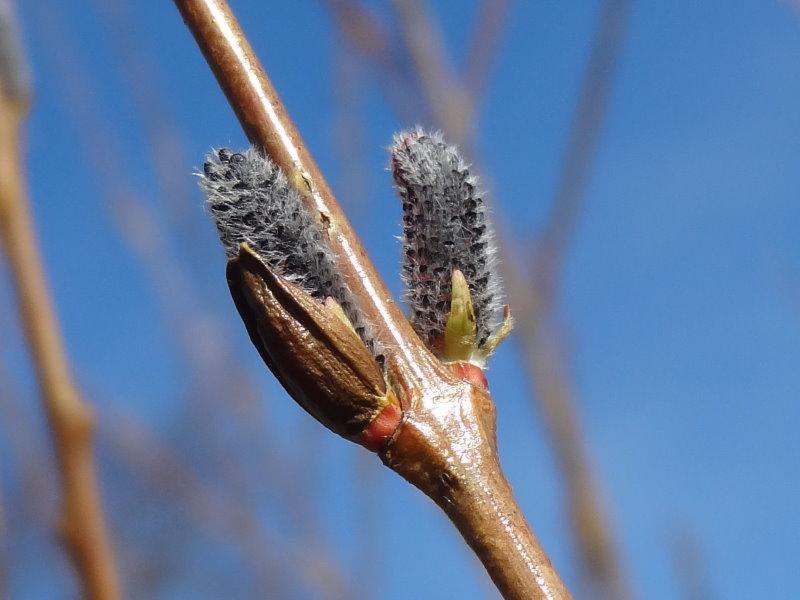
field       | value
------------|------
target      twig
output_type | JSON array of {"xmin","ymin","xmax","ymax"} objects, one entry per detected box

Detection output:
[
  {"xmin": 173, "ymin": 1, "xmax": 572, "ymax": 597},
  {"xmin": 0, "ymin": 5, "xmax": 121, "ymax": 598}
]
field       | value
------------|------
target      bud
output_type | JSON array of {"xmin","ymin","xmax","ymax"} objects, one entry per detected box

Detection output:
[
  {"xmin": 227, "ymin": 244, "xmax": 400, "ymax": 447},
  {"xmin": 200, "ymin": 146, "xmax": 379, "ymax": 355},
  {"xmin": 391, "ymin": 129, "xmax": 510, "ymax": 365}
]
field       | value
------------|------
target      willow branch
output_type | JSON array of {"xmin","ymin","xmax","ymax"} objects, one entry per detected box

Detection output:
[
  {"xmin": 102, "ymin": 412, "xmax": 355, "ymax": 600},
  {"xmin": 0, "ymin": 6, "xmax": 121, "ymax": 598},
  {"xmin": 173, "ymin": 1, "xmax": 571, "ymax": 597}
]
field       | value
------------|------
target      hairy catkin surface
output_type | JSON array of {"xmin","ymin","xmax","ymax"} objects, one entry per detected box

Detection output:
[
  {"xmin": 200, "ymin": 147, "xmax": 380, "ymax": 356},
  {"xmin": 391, "ymin": 129, "xmax": 503, "ymax": 348}
]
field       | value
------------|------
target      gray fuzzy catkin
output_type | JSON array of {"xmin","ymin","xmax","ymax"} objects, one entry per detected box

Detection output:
[
  {"xmin": 391, "ymin": 129, "xmax": 503, "ymax": 349},
  {"xmin": 200, "ymin": 147, "xmax": 380, "ymax": 357}
]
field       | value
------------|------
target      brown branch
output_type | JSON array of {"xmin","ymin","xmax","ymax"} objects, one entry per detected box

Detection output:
[
  {"xmin": 172, "ymin": 1, "xmax": 572, "ymax": 598},
  {"xmin": 0, "ymin": 9, "xmax": 121, "ymax": 599}
]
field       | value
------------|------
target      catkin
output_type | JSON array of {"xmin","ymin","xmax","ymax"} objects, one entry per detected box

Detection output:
[
  {"xmin": 200, "ymin": 147, "xmax": 379, "ymax": 355},
  {"xmin": 391, "ymin": 129, "xmax": 503, "ymax": 349}
]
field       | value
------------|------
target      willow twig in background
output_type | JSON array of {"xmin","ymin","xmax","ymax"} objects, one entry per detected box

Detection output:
[
  {"xmin": 100, "ymin": 411, "xmax": 356, "ymax": 599},
  {"xmin": 175, "ymin": 0, "xmax": 571, "ymax": 598},
  {"xmin": 523, "ymin": 3, "xmax": 632, "ymax": 597},
  {"xmin": 0, "ymin": 3, "xmax": 121, "ymax": 598}
]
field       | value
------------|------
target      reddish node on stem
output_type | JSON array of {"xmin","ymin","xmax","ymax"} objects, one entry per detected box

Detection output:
[
  {"xmin": 447, "ymin": 361, "xmax": 489, "ymax": 390},
  {"xmin": 359, "ymin": 402, "xmax": 403, "ymax": 452}
]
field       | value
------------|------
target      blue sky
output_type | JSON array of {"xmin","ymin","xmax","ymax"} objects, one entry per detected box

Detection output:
[{"xmin": 6, "ymin": 1, "xmax": 800, "ymax": 598}]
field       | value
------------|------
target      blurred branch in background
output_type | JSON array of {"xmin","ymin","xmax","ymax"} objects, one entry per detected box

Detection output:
[
  {"xmin": 90, "ymin": 0, "xmax": 217, "ymax": 278},
  {"xmin": 670, "ymin": 526, "xmax": 715, "ymax": 600},
  {"xmin": 0, "ymin": 2, "xmax": 122, "ymax": 598},
  {"xmin": 101, "ymin": 411, "xmax": 355, "ymax": 599},
  {"xmin": 21, "ymin": 0, "xmax": 356, "ymax": 596},
  {"xmin": 326, "ymin": 0, "xmax": 420, "ymax": 124},
  {"xmin": 463, "ymin": 0, "xmax": 512, "ymax": 106},
  {"xmin": 0, "ymin": 358, "xmax": 58, "ymax": 534},
  {"xmin": 533, "ymin": 0, "xmax": 631, "ymax": 296},
  {"xmin": 390, "ymin": 0, "xmax": 474, "ymax": 146},
  {"xmin": 0, "ymin": 354, "xmax": 67, "ymax": 592},
  {"xmin": 327, "ymin": 1, "xmax": 632, "ymax": 597},
  {"xmin": 522, "ymin": 2, "xmax": 632, "ymax": 598}
]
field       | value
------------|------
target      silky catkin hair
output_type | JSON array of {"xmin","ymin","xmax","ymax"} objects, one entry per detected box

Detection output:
[
  {"xmin": 200, "ymin": 147, "xmax": 379, "ymax": 355},
  {"xmin": 391, "ymin": 129, "xmax": 503, "ymax": 349}
]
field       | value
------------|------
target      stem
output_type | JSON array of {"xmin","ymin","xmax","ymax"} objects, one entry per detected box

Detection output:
[
  {"xmin": 0, "ymin": 100, "xmax": 122, "ymax": 599},
  {"xmin": 173, "ymin": 1, "xmax": 571, "ymax": 597},
  {"xmin": 384, "ymin": 361, "xmax": 571, "ymax": 600}
]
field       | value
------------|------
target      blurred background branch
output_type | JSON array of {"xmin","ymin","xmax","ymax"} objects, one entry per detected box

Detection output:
[{"xmin": 0, "ymin": 2, "xmax": 122, "ymax": 598}]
